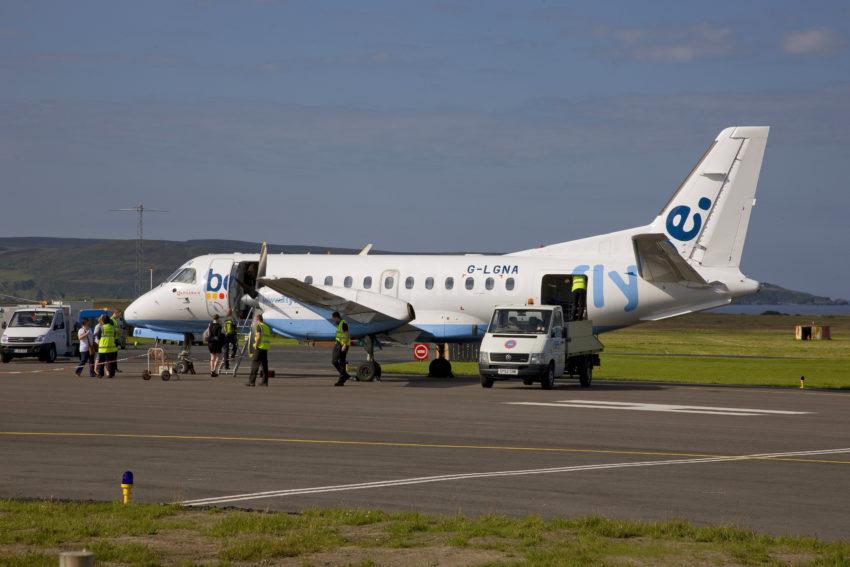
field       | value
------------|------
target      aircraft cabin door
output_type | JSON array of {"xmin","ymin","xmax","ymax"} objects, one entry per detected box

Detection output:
[
  {"xmin": 206, "ymin": 259, "xmax": 234, "ymax": 317},
  {"xmin": 380, "ymin": 269, "xmax": 400, "ymax": 298}
]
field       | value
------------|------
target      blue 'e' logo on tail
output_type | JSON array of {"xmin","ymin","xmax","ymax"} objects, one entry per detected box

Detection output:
[{"xmin": 666, "ymin": 197, "xmax": 711, "ymax": 241}]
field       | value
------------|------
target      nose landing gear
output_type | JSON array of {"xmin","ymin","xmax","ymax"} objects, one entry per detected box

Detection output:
[{"xmin": 356, "ymin": 335, "xmax": 382, "ymax": 382}]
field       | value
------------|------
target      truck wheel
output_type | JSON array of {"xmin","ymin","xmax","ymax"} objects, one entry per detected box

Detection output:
[
  {"xmin": 44, "ymin": 344, "xmax": 57, "ymax": 363},
  {"xmin": 540, "ymin": 363, "xmax": 555, "ymax": 390},
  {"xmin": 480, "ymin": 375, "xmax": 494, "ymax": 388},
  {"xmin": 579, "ymin": 357, "xmax": 593, "ymax": 388}
]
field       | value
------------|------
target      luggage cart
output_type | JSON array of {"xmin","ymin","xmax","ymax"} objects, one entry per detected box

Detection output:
[{"xmin": 142, "ymin": 346, "xmax": 174, "ymax": 381}]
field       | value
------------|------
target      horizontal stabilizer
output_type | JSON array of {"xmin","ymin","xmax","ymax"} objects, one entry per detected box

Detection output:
[
  {"xmin": 258, "ymin": 277, "xmax": 415, "ymax": 325},
  {"xmin": 633, "ymin": 234, "xmax": 708, "ymax": 284}
]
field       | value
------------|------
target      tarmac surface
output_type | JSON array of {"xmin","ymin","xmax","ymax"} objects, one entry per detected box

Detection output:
[{"xmin": 1, "ymin": 345, "xmax": 848, "ymax": 540}]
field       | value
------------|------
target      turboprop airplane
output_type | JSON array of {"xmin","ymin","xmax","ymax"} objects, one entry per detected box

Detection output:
[{"xmin": 125, "ymin": 126, "xmax": 768, "ymax": 379}]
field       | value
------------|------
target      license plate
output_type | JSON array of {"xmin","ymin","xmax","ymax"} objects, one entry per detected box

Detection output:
[
  {"xmin": 14, "ymin": 348, "xmax": 27, "ymax": 353},
  {"xmin": 497, "ymin": 368, "xmax": 519, "ymax": 375}
]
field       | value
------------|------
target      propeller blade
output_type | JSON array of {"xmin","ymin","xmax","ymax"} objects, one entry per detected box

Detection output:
[{"xmin": 258, "ymin": 241, "xmax": 268, "ymax": 279}]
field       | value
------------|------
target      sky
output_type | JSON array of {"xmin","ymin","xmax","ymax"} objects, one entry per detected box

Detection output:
[{"xmin": 1, "ymin": 0, "xmax": 849, "ymax": 298}]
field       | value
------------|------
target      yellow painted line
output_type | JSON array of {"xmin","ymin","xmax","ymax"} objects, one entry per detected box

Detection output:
[{"xmin": 0, "ymin": 431, "xmax": 848, "ymax": 466}]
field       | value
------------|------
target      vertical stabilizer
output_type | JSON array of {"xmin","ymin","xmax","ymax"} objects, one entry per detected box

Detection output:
[{"xmin": 652, "ymin": 126, "xmax": 769, "ymax": 268}]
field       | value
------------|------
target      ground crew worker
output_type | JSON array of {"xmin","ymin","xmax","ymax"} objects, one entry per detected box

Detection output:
[
  {"xmin": 571, "ymin": 274, "xmax": 587, "ymax": 321},
  {"xmin": 223, "ymin": 316, "xmax": 238, "ymax": 369},
  {"xmin": 246, "ymin": 313, "xmax": 270, "ymax": 387},
  {"xmin": 110, "ymin": 310, "xmax": 123, "ymax": 372},
  {"xmin": 97, "ymin": 314, "xmax": 118, "ymax": 378},
  {"xmin": 331, "ymin": 311, "xmax": 352, "ymax": 386}
]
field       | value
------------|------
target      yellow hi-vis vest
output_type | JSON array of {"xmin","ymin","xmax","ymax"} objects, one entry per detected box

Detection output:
[
  {"xmin": 571, "ymin": 275, "xmax": 587, "ymax": 292},
  {"xmin": 335, "ymin": 320, "xmax": 350, "ymax": 348},
  {"xmin": 224, "ymin": 319, "xmax": 235, "ymax": 335},
  {"xmin": 99, "ymin": 323, "xmax": 118, "ymax": 353},
  {"xmin": 254, "ymin": 322, "xmax": 271, "ymax": 350}
]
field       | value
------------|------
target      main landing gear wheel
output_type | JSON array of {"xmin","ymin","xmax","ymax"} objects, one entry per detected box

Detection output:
[
  {"xmin": 579, "ymin": 357, "xmax": 593, "ymax": 388},
  {"xmin": 540, "ymin": 363, "xmax": 555, "ymax": 390},
  {"xmin": 428, "ymin": 358, "xmax": 453, "ymax": 378},
  {"xmin": 357, "ymin": 361, "xmax": 381, "ymax": 382},
  {"xmin": 480, "ymin": 375, "xmax": 494, "ymax": 388}
]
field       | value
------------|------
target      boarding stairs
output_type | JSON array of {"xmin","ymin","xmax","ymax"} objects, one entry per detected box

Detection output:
[{"xmin": 216, "ymin": 307, "xmax": 255, "ymax": 376}]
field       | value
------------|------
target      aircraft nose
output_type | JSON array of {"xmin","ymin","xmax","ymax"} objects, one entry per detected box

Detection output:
[{"xmin": 124, "ymin": 291, "xmax": 156, "ymax": 327}]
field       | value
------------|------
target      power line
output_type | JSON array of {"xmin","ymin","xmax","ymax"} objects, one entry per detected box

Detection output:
[{"xmin": 109, "ymin": 204, "xmax": 168, "ymax": 297}]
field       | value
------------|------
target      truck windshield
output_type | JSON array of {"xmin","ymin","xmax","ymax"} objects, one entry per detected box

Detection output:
[
  {"xmin": 488, "ymin": 309, "xmax": 552, "ymax": 335},
  {"xmin": 9, "ymin": 311, "xmax": 54, "ymax": 328}
]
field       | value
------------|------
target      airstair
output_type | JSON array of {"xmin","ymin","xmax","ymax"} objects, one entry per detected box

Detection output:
[{"xmin": 217, "ymin": 308, "xmax": 254, "ymax": 376}]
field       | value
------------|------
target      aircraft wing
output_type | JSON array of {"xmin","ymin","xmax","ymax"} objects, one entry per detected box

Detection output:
[
  {"xmin": 632, "ymin": 234, "xmax": 709, "ymax": 285},
  {"xmin": 257, "ymin": 277, "xmax": 415, "ymax": 325}
]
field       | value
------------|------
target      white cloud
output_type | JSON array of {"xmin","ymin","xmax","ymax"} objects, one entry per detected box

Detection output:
[
  {"xmin": 782, "ymin": 27, "xmax": 843, "ymax": 55},
  {"xmin": 597, "ymin": 24, "xmax": 734, "ymax": 62}
]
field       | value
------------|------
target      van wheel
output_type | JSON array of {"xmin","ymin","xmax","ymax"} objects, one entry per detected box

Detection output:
[
  {"xmin": 540, "ymin": 363, "xmax": 555, "ymax": 390},
  {"xmin": 1, "ymin": 353, "xmax": 11, "ymax": 363},
  {"xmin": 480, "ymin": 375, "xmax": 494, "ymax": 388},
  {"xmin": 579, "ymin": 357, "xmax": 593, "ymax": 388},
  {"xmin": 44, "ymin": 344, "xmax": 57, "ymax": 363}
]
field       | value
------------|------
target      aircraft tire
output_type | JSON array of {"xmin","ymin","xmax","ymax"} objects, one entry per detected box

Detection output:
[
  {"xmin": 357, "ymin": 361, "xmax": 379, "ymax": 382},
  {"xmin": 579, "ymin": 357, "xmax": 593, "ymax": 388},
  {"xmin": 428, "ymin": 358, "xmax": 453, "ymax": 378},
  {"xmin": 540, "ymin": 362, "xmax": 555, "ymax": 390}
]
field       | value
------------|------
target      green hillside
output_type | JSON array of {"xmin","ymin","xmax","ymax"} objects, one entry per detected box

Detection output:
[{"xmin": 0, "ymin": 237, "xmax": 356, "ymax": 301}]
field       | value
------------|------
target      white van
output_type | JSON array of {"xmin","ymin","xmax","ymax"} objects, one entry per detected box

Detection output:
[
  {"xmin": 478, "ymin": 304, "xmax": 602, "ymax": 389},
  {"xmin": 0, "ymin": 303, "xmax": 83, "ymax": 363}
]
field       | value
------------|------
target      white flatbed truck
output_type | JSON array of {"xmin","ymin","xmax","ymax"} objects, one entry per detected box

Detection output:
[
  {"xmin": 0, "ymin": 301, "xmax": 90, "ymax": 363},
  {"xmin": 478, "ymin": 304, "xmax": 602, "ymax": 389}
]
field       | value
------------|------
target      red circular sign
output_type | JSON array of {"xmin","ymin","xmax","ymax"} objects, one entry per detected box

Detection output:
[{"xmin": 413, "ymin": 343, "xmax": 429, "ymax": 361}]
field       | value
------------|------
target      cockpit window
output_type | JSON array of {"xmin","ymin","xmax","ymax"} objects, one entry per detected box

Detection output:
[{"xmin": 169, "ymin": 268, "xmax": 196, "ymax": 284}]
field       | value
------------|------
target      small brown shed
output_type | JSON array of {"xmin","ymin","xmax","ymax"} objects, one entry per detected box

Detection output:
[{"xmin": 795, "ymin": 324, "xmax": 831, "ymax": 340}]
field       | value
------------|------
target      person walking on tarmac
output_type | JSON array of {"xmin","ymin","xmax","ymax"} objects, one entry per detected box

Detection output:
[
  {"xmin": 97, "ymin": 314, "xmax": 118, "ymax": 378},
  {"xmin": 571, "ymin": 274, "xmax": 588, "ymax": 321},
  {"xmin": 246, "ymin": 313, "xmax": 270, "ymax": 387},
  {"xmin": 222, "ymin": 316, "xmax": 238, "ymax": 370},
  {"xmin": 75, "ymin": 318, "xmax": 96, "ymax": 377},
  {"xmin": 110, "ymin": 309, "xmax": 123, "ymax": 372},
  {"xmin": 331, "ymin": 311, "xmax": 352, "ymax": 386},
  {"xmin": 205, "ymin": 314, "xmax": 223, "ymax": 377}
]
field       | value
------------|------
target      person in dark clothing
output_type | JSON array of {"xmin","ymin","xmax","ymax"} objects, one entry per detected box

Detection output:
[
  {"xmin": 331, "ymin": 312, "xmax": 352, "ymax": 386},
  {"xmin": 222, "ymin": 316, "xmax": 238, "ymax": 370},
  {"xmin": 206, "ymin": 314, "xmax": 223, "ymax": 377}
]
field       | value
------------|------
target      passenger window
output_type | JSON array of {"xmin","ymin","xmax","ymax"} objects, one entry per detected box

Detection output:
[
  {"xmin": 485, "ymin": 277, "xmax": 494, "ymax": 290},
  {"xmin": 384, "ymin": 276, "xmax": 395, "ymax": 290},
  {"xmin": 445, "ymin": 277, "xmax": 454, "ymax": 290},
  {"xmin": 363, "ymin": 276, "xmax": 372, "ymax": 289},
  {"xmin": 304, "ymin": 275, "xmax": 313, "ymax": 284},
  {"xmin": 506, "ymin": 277, "xmax": 515, "ymax": 291},
  {"xmin": 405, "ymin": 276, "xmax": 414, "ymax": 289},
  {"xmin": 465, "ymin": 277, "xmax": 474, "ymax": 290},
  {"xmin": 344, "ymin": 276, "xmax": 353, "ymax": 288},
  {"xmin": 324, "ymin": 276, "xmax": 333, "ymax": 286},
  {"xmin": 425, "ymin": 277, "xmax": 434, "ymax": 290}
]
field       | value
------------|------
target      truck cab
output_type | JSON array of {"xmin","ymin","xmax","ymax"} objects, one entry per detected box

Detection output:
[
  {"xmin": 0, "ymin": 303, "xmax": 81, "ymax": 363},
  {"xmin": 479, "ymin": 304, "xmax": 602, "ymax": 390}
]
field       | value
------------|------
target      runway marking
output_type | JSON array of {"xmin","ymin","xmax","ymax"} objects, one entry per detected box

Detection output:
[
  {"xmin": 180, "ymin": 447, "xmax": 850, "ymax": 507},
  {"xmin": 505, "ymin": 400, "xmax": 813, "ymax": 416},
  {"xmin": 3, "ymin": 432, "xmax": 847, "ymax": 465}
]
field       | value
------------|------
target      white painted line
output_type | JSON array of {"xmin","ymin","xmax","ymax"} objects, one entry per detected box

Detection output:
[
  {"xmin": 180, "ymin": 447, "xmax": 850, "ymax": 507},
  {"xmin": 504, "ymin": 400, "xmax": 812, "ymax": 416}
]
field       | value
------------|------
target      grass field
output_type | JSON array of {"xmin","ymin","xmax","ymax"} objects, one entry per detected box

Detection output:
[
  {"xmin": 1, "ymin": 500, "xmax": 848, "ymax": 566},
  {"xmin": 382, "ymin": 314, "xmax": 850, "ymax": 389}
]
